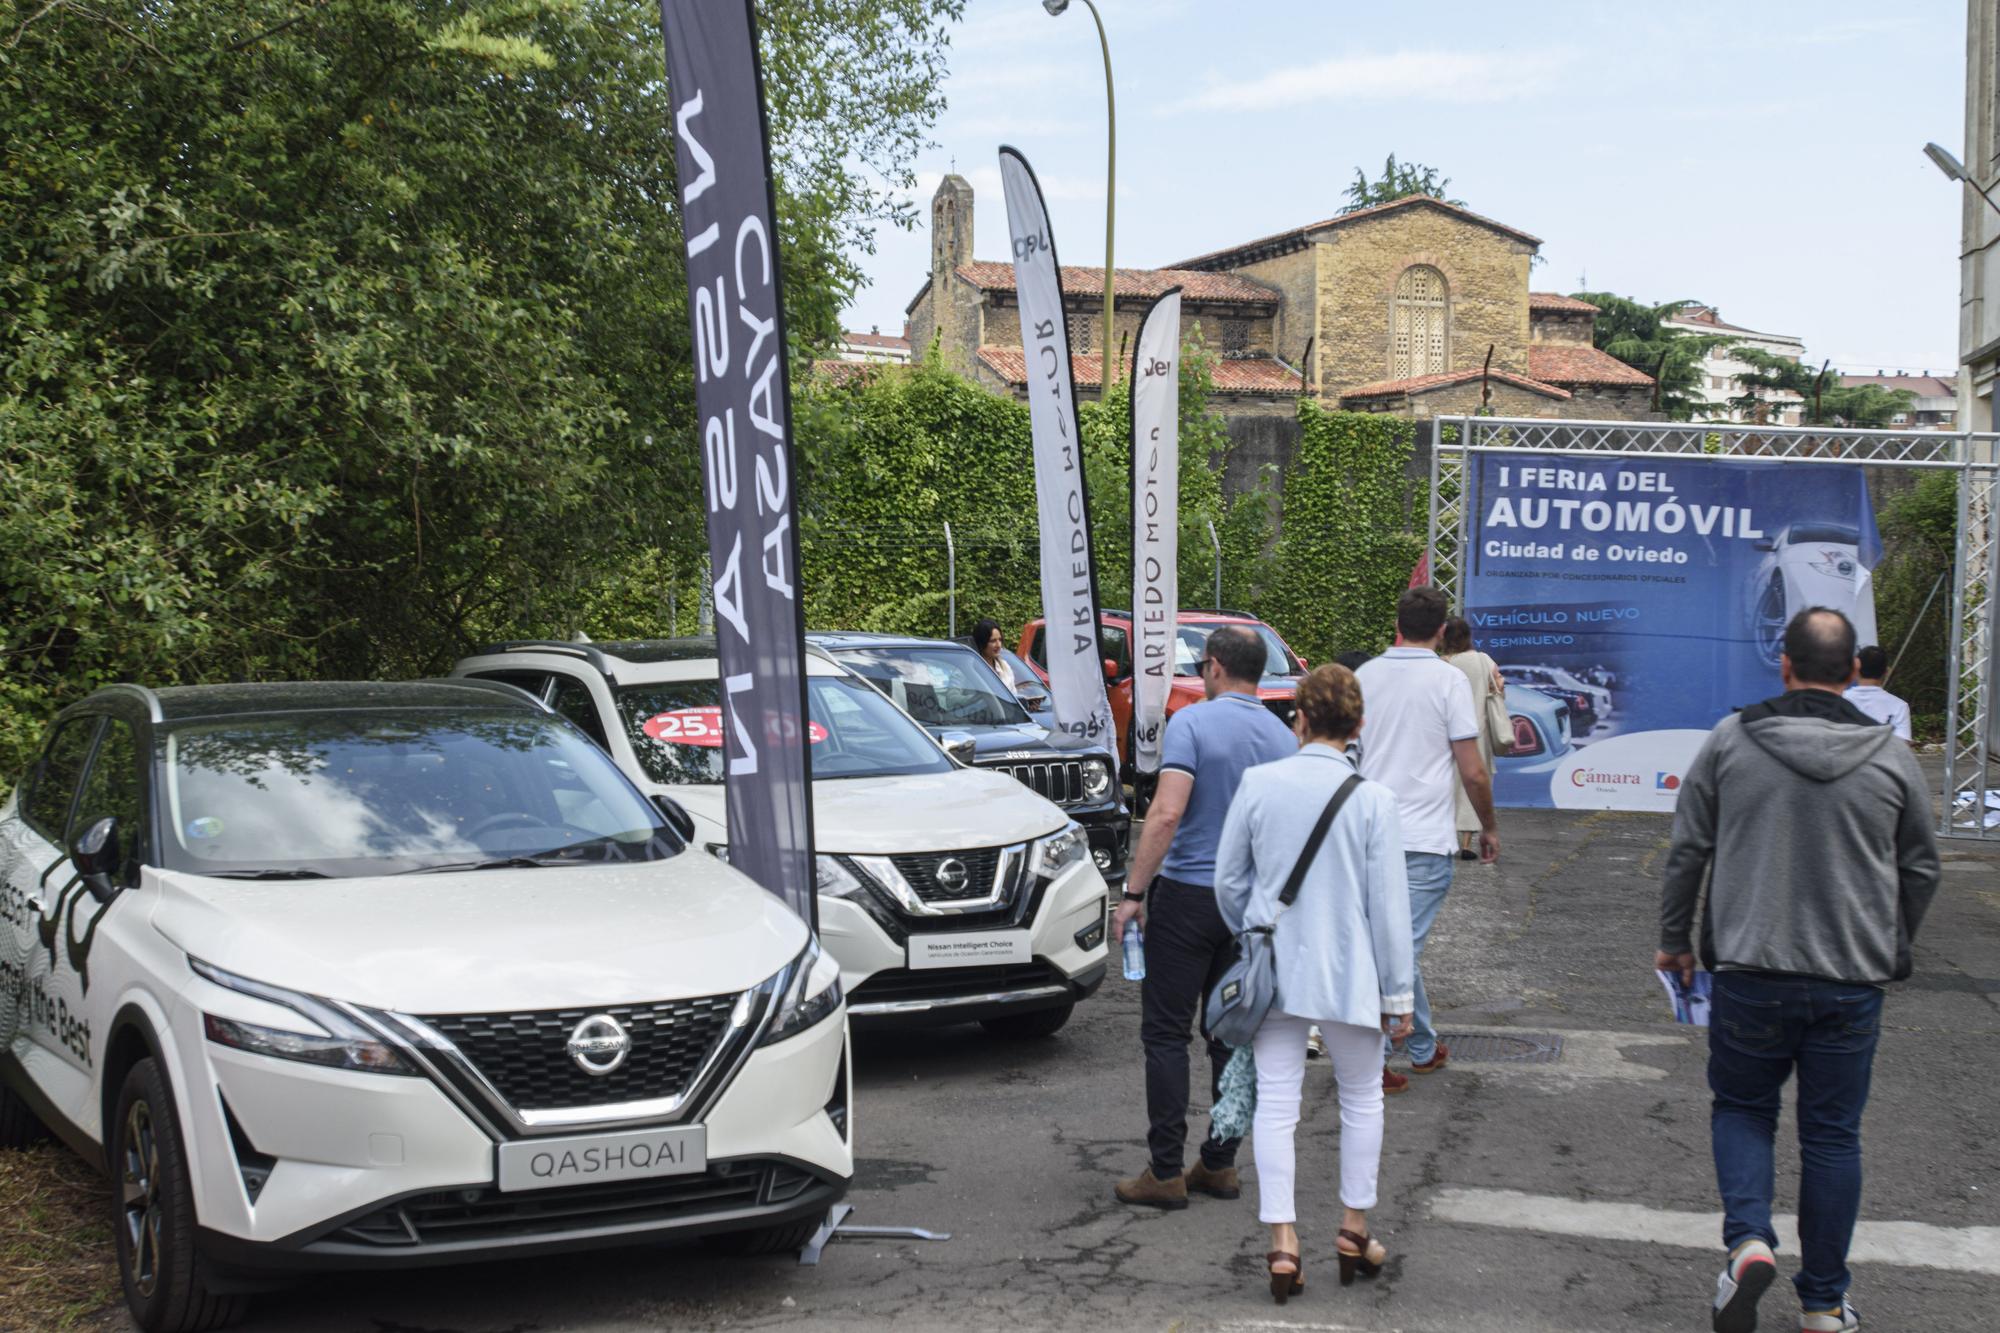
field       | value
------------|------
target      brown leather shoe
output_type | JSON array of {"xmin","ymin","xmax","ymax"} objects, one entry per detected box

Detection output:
[
  {"xmin": 1115, "ymin": 1167, "xmax": 1189, "ymax": 1209},
  {"xmin": 1185, "ymin": 1161, "xmax": 1241, "ymax": 1200},
  {"xmin": 1383, "ymin": 1068, "xmax": 1410, "ymax": 1095},
  {"xmin": 1410, "ymin": 1042, "xmax": 1450, "ymax": 1075}
]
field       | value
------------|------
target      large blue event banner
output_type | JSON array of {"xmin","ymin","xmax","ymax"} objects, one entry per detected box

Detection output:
[{"xmin": 1465, "ymin": 453, "xmax": 1880, "ymax": 811}]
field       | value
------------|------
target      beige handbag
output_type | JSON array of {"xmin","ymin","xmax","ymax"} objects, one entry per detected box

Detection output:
[{"xmin": 1483, "ymin": 672, "xmax": 1515, "ymax": 754}]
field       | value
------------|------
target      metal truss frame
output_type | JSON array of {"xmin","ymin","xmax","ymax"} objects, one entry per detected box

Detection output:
[{"xmin": 1427, "ymin": 416, "xmax": 1999, "ymax": 839}]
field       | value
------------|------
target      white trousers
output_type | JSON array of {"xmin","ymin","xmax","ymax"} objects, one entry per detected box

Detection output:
[{"xmin": 1251, "ymin": 1012, "xmax": 1386, "ymax": 1223}]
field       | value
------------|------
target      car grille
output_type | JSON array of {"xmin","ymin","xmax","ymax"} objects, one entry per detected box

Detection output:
[
  {"xmin": 333, "ymin": 1160, "xmax": 825, "ymax": 1247},
  {"xmin": 849, "ymin": 962, "xmax": 1066, "ymax": 1008},
  {"xmin": 421, "ymin": 996, "xmax": 738, "ymax": 1113},
  {"xmin": 988, "ymin": 758, "xmax": 1089, "ymax": 805},
  {"xmin": 888, "ymin": 847, "xmax": 1007, "ymax": 903}
]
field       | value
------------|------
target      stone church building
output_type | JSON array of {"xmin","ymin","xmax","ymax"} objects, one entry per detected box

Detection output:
[{"xmin": 904, "ymin": 174, "xmax": 1655, "ymax": 431}]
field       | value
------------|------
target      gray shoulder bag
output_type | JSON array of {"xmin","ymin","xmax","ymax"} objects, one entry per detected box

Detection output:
[{"xmin": 1203, "ymin": 773, "xmax": 1364, "ymax": 1047}]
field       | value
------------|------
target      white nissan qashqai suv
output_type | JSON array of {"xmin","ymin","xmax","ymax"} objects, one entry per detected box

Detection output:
[
  {"xmin": 452, "ymin": 640, "xmax": 1111, "ymax": 1038},
  {"xmin": 0, "ymin": 681, "xmax": 850, "ymax": 1332}
]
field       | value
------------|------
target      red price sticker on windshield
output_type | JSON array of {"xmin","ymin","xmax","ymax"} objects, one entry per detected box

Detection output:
[
  {"xmin": 643, "ymin": 708, "xmax": 725, "ymax": 747},
  {"xmin": 644, "ymin": 708, "xmax": 828, "ymax": 747}
]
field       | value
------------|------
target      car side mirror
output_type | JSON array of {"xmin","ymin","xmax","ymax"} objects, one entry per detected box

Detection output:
[
  {"xmin": 649, "ymin": 794, "xmax": 696, "ymax": 844},
  {"xmin": 940, "ymin": 731, "xmax": 978, "ymax": 766},
  {"xmin": 1102, "ymin": 658, "xmax": 1120, "ymax": 681},
  {"xmin": 1752, "ymin": 539, "xmax": 1776, "ymax": 552},
  {"xmin": 71, "ymin": 816, "xmax": 122, "ymax": 903}
]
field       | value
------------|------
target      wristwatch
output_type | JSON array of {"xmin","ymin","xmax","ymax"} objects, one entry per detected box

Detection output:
[{"xmin": 1121, "ymin": 891, "xmax": 1146, "ymax": 904}]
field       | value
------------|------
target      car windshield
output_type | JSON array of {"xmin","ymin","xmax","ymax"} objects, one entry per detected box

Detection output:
[
  {"xmin": 161, "ymin": 710, "xmax": 673, "ymax": 877},
  {"xmin": 832, "ymin": 646, "xmax": 1031, "ymax": 727},
  {"xmin": 614, "ymin": 674, "xmax": 954, "ymax": 786},
  {"xmin": 1787, "ymin": 523, "xmax": 1859, "ymax": 545},
  {"xmin": 1171, "ymin": 623, "xmax": 1301, "ymax": 678}
]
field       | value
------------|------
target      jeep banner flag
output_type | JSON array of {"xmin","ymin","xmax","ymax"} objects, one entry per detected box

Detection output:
[
  {"xmin": 999, "ymin": 146, "xmax": 1113, "ymax": 750},
  {"xmin": 660, "ymin": 0, "xmax": 816, "ymax": 924},
  {"xmin": 1129, "ymin": 288, "xmax": 1181, "ymax": 776},
  {"xmin": 1463, "ymin": 453, "xmax": 1879, "ymax": 812}
]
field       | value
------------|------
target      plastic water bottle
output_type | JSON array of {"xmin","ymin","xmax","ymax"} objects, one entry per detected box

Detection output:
[{"xmin": 1121, "ymin": 921, "xmax": 1146, "ymax": 981}]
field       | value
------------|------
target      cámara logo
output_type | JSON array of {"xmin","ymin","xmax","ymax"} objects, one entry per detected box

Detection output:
[
  {"xmin": 1656, "ymin": 772, "xmax": 1682, "ymax": 791},
  {"xmin": 1570, "ymin": 768, "xmax": 1643, "ymax": 787}
]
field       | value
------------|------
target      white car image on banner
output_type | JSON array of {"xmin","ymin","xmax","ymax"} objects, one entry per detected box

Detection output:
[{"xmin": 1746, "ymin": 521, "xmax": 1879, "ymax": 668}]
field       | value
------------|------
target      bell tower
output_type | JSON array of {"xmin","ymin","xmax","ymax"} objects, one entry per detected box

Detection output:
[{"xmin": 931, "ymin": 173, "xmax": 974, "ymax": 277}]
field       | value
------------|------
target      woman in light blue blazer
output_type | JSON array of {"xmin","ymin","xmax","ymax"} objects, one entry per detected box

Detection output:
[{"xmin": 1214, "ymin": 664, "xmax": 1415, "ymax": 1302}]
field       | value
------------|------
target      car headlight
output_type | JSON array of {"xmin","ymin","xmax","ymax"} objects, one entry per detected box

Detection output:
[
  {"xmin": 760, "ymin": 938, "xmax": 842, "ymax": 1046},
  {"xmin": 1807, "ymin": 550, "xmax": 1857, "ymax": 579},
  {"xmin": 1081, "ymin": 757, "xmax": 1113, "ymax": 801},
  {"xmin": 1031, "ymin": 822, "xmax": 1089, "ymax": 879},
  {"xmin": 191, "ymin": 958, "xmax": 413, "ymax": 1076},
  {"xmin": 712, "ymin": 847, "xmax": 864, "ymax": 901}
]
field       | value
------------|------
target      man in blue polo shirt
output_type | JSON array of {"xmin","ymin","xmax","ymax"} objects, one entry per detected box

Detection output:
[{"xmin": 1112, "ymin": 625, "xmax": 1296, "ymax": 1209}]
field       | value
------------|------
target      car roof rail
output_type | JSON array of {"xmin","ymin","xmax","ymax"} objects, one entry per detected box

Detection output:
[
  {"xmin": 468, "ymin": 639, "xmax": 613, "ymax": 673},
  {"xmin": 96, "ymin": 682, "xmax": 165, "ymax": 723}
]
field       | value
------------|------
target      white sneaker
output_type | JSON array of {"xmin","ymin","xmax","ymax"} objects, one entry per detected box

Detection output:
[
  {"xmin": 1800, "ymin": 1299, "xmax": 1859, "ymax": 1333},
  {"xmin": 1305, "ymin": 1027, "xmax": 1326, "ymax": 1060},
  {"xmin": 1712, "ymin": 1239, "xmax": 1777, "ymax": 1333}
]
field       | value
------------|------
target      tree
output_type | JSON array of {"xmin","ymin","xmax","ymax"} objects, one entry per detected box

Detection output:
[
  {"xmin": 1340, "ymin": 154, "xmax": 1463, "ymax": 215},
  {"xmin": 1726, "ymin": 349, "xmax": 1916, "ymax": 427},
  {"xmin": 0, "ymin": 0, "xmax": 960, "ymax": 779},
  {"xmin": 1576, "ymin": 293, "xmax": 1731, "ymax": 420}
]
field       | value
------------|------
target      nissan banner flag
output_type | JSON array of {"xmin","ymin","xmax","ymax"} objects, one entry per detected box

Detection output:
[
  {"xmin": 1130, "ymin": 288, "xmax": 1181, "ymax": 775},
  {"xmin": 660, "ymin": 0, "xmax": 816, "ymax": 924},
  {"xmin": 999, "ymin": 146, "xmax": 1113, "ymax": 750}
]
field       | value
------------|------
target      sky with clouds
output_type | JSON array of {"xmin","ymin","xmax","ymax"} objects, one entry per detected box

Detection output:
[{"xmin": 839, "ymin": 1, "xmax": 1965, "ymax": 374}]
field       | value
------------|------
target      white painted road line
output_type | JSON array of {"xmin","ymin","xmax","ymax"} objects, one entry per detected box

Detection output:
[{"xmin": 1430, "ymin": 1187, "xmax": 2000, "ymax": 1276}]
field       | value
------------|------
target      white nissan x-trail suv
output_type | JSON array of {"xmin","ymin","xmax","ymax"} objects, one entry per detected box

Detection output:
[
  {"xmin": 0, "ymin": 681, "xmax": 850, "ymax": 1332},
  {"xmin": 452, "ymin": 640, "xmax": 1111, "ymax": 1037}
]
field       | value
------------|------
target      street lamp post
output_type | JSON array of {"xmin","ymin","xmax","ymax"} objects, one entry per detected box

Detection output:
[
  {"xmin": 1925, "ymin": 141, "xmax": 2000, "ymax": 217},
  {"xmin": 1044, "ymin": 0, "xmax": 1117, "ymax": 386}
]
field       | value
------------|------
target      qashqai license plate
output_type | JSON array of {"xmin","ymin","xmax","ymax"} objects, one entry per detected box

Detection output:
[{"xmin": 497, "ymin": 1124, "xmax": 706, "ymax": 1193}]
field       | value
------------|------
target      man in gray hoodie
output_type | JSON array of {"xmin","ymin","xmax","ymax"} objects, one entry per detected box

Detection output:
[{"xmin": 1659, "ymin": 607, "xmax": 1939, "ymax": 1333}]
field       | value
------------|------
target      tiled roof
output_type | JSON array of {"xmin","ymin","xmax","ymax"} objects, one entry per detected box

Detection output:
[
  {"xmin": 1173, "ymin": 196, "xmax": 1542, "ymax": 270},
  {"xmin": 813, "ymin": 359, "xmax": 886, "ymax": 386},
  {"xmin": 1839, "ymin": 373, "xmax": 1955, "ymax": 398},
  {"xmin": 977, "ymin": 347, "xmax": 1303, "ymax": 395},
  {"xmin": 955, "ymin": 262, "xmax": 1280, "ymax": 306},
  {"xmin": 841, "ymin": 330, "xmax": 910, "ymax": 351},
  {"xmin": 1340, "ymin": 366, "xmax": 1571, "ymax": 401},
  {"xmin": 1528, "ymin": 344, "xmax": 1654, "ymax": 387},
  {"xmin": 1529, "ymin": 292, "xmax": 1599, "ymax": 314},
  {"xmin": 1664, "ymin": 304, "xmax": 1762, "ymax": 336}
]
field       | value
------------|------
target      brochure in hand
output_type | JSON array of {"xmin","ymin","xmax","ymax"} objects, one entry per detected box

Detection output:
[{"xmin": 1656, "ymin": 968, "xmax": 1714, "ymax": 1026}]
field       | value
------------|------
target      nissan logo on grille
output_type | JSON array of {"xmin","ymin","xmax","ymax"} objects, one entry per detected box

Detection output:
[
  {"xmin": 933, "ymin": 858, "xmax": 970, "ymax": 892},
  {"xmin": 566, "ymin": 1014, "xmax": 632, "ymax": 1076}
]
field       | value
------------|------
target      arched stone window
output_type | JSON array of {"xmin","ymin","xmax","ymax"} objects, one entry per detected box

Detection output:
[{"xmin": 1391, "ymin": 265, "xmax": 1449, "ymax": 378}]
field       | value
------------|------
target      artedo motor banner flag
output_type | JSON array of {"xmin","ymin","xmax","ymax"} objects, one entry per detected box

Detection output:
[
  {"xmin": 1130, "ymin": 288, "xmax": 1181, "ymax": 776},
  {"xmin": 658, "ymin": 0, "xmax": 816, "ymax": 924},
  {"xmin": 998, "ymin": 147, "xmax": 1114, "ymax": 750}
]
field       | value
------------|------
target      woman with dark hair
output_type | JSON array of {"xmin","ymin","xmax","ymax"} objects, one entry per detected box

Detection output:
[
  {"xmin": 971, "ymin": 618, "xmax": 1016, "ymax": 692},
  {"xmin": 1439, "ymin": 617, "xmax": 1504, "ymax": 860},
  {"xmin": 1213, "ymin": 664, "xmax": 1414, "ymax": 1302}
]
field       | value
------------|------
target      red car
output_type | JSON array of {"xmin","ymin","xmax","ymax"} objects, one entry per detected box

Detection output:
[{"xmin": 1017, "ymin": 609, "xmax": 1307, "ymax": 772}]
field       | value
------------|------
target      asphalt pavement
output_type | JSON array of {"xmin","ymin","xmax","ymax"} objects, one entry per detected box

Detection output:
[{"xmin": 204, "ymin": 785, "xmax": 2000, "ymax": 1333}]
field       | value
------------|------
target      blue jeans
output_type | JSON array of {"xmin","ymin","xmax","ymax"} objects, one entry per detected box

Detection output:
[
  {"xmin": 1385, "ymin": 851, "xmax": 1455, "ymax": 1065},
  {"xmin": 1709, "ymin": 971, "xmax": 1884, "ymax": 1311}
]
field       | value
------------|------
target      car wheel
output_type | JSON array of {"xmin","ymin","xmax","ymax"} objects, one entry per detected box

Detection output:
[
  {"xmin": 0, "ymin": 1079, "xmax": 48, "ymax": 1149},
  {"xmin": 1753, "ymin": 573, "xmax": 1788, "ymax": 666},
  {"xmin": 980, "ymin": 1003, "xmax": 1074, "ymax": 1040},
  {"xmin": 111, "ymin": 1059, "xmax": 246, "ymax": 1332},
  {"xmin": 701, "ymin": 1215, "xmax": 823, "ymax": 1257}
]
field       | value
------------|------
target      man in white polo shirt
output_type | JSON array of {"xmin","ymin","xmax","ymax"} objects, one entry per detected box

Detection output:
[
  {"xmin": 1355, "ymin": 586, "xmax": 1500, "ymax": 1094},
  {"xmin": 1845, "ymin": 645, "xmax": 1912, "ymax": 742}
]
